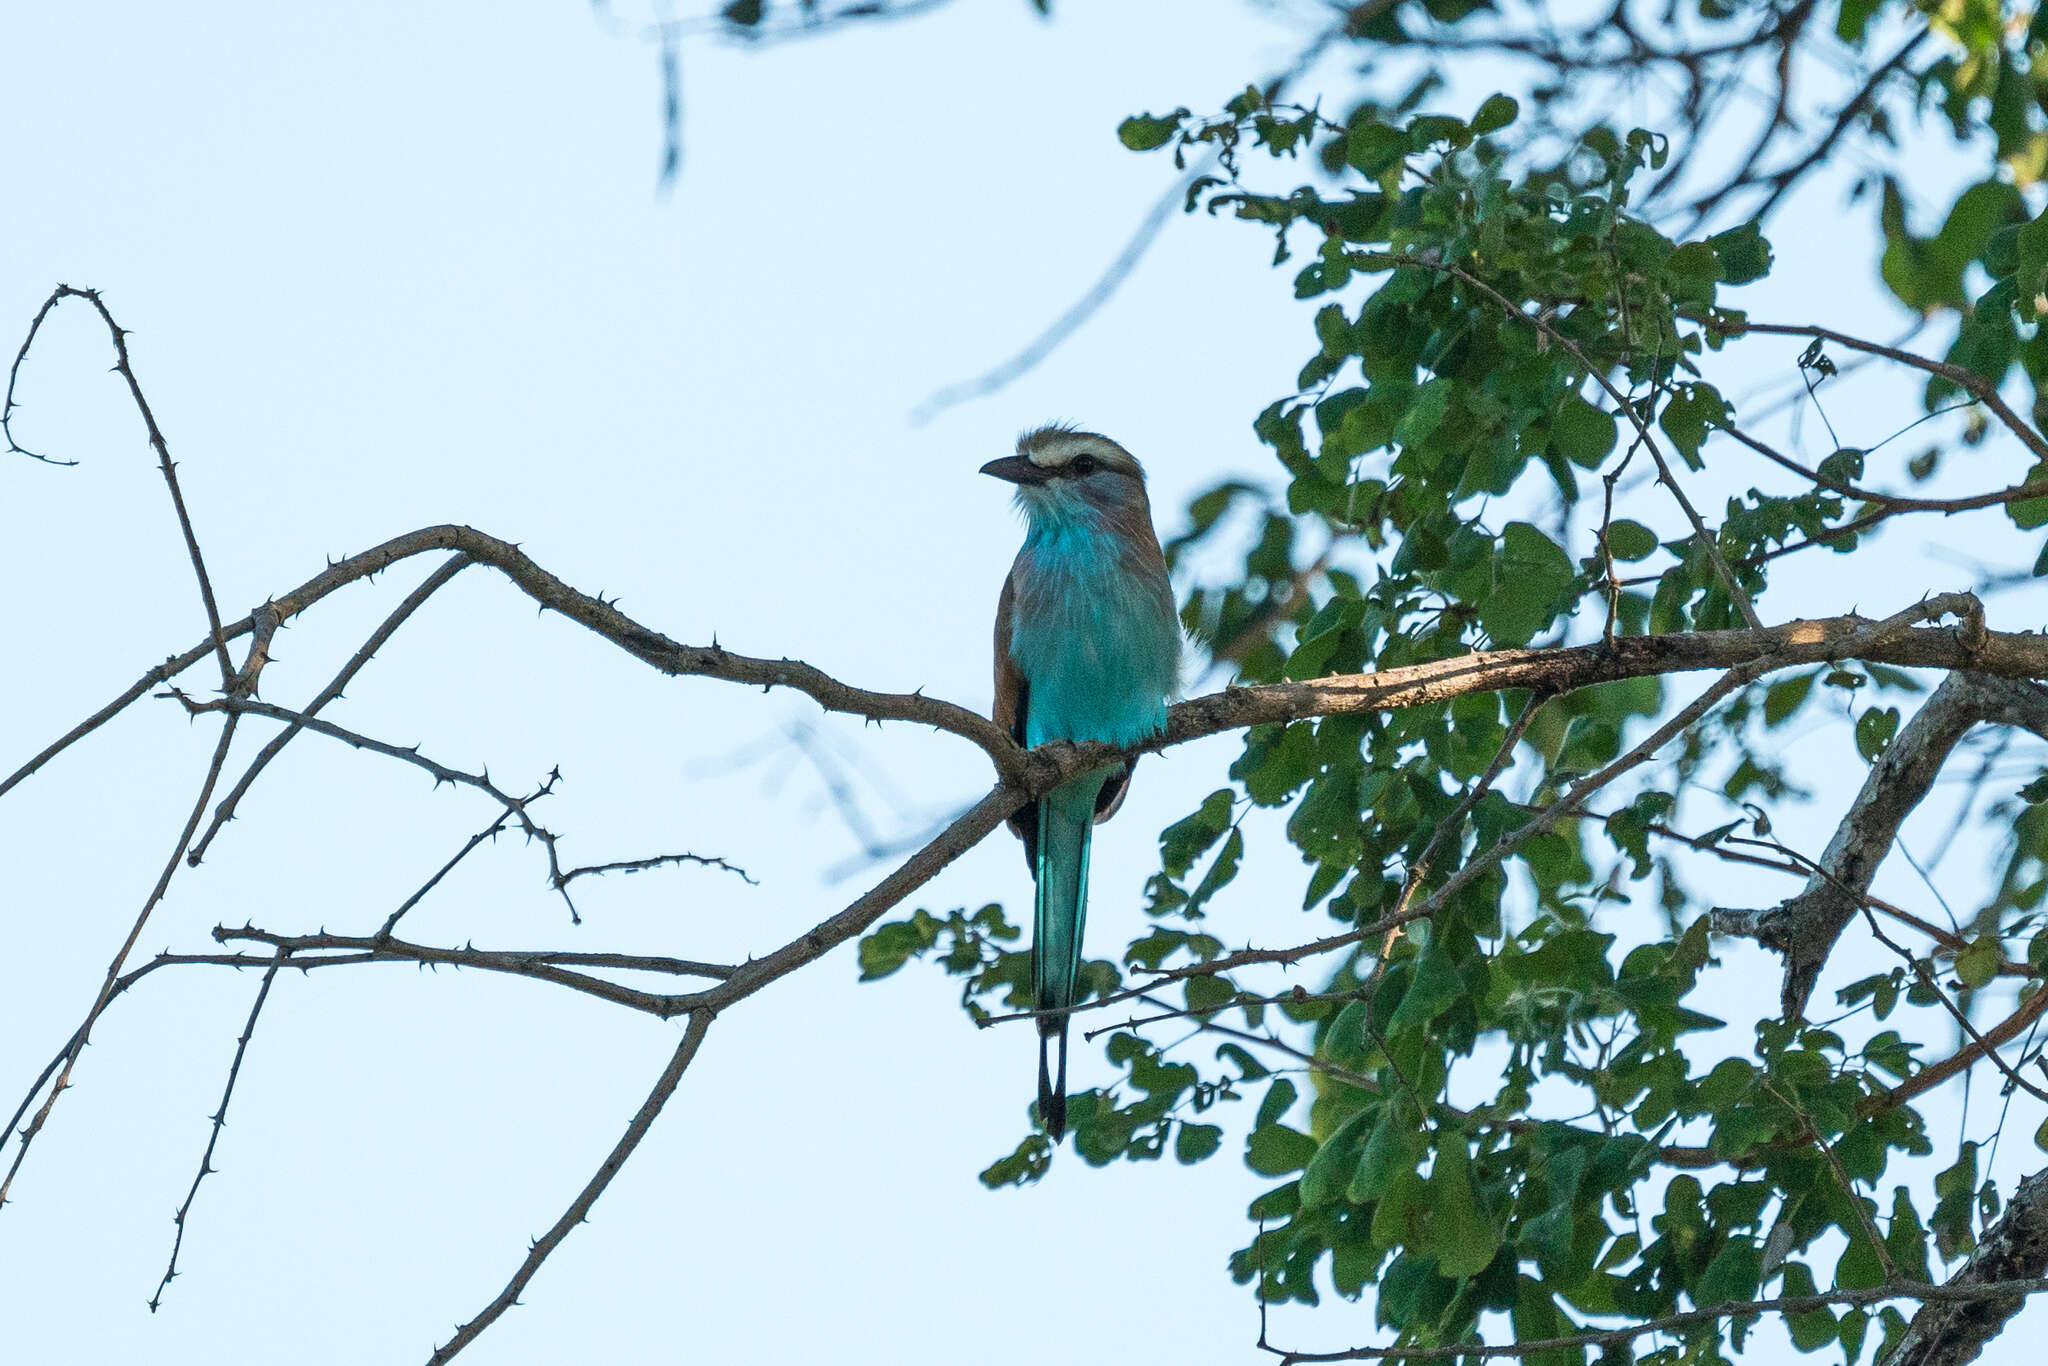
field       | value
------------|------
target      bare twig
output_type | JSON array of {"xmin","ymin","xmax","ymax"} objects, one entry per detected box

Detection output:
[
  {"xmin": 5, "ymin": 286, "xmax": 236, "ymax": 683},
  {"xmin": 0, "ymin": 714, "xmax": 240, "ymax": 1210},
  {"xmin": 211, "ymin": 927, "xmax": 729, "ymax": 1015},
  {"xmin": 1739, "ymin": 322, "xmax": 2048, "ymax": 463},
  {"xmin": 189, "ymin": 554, "xmax": 476, "ymax": 866},
  {"xmin": 556, "ymin": 850, "xmax": 756, "ymax": 889},
  {"xmin": 151, "ymin": 949, "xmax": 289, "ymax": 1311},
  {"xmin": 426, "ymin": 1010, "xmax": 715, "ymax": 1364},
  {"xmin": 1713, "ymin": 671, "xmax": 2048, "ymax": 1017}
]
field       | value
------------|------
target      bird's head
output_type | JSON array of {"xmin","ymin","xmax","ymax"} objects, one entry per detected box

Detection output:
[{"xmin": 980, "ymin": 423, "xmax": 1151, "ymax": 527}]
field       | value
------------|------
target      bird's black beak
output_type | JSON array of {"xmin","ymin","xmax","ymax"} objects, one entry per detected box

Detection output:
[{"xmin": 980, "ymin": 455, "xmax": 1052, "ymax": 486}]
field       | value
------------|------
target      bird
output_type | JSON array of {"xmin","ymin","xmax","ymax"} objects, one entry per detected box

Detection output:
[{"xmin": 983, "ymin": 423, "xmax": 1180, "ymax": 1140}]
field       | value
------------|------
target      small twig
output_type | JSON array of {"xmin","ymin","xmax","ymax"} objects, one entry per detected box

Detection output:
[
  {"xmin": 189, "ymin": 554, "xmax": 475, "ymax": 866},
  {"xmin": 1759, "ymin": 1075, "xmax": 1901, "ymax": 1283},
  {"xmin": 150, "ymin": 948, "xmax": 289, "ymax": 1311},
  {"xmin": 379, "ymin": 802, "xmax": 533, "ymax": 938},
  {"xmin": 1717, "ymin": 421, "xmax": 2047, "ymax": 514},
  {"xmin": 210, "ymin": 927, "xmax": 728, "ymax": 1015},
  {"xmin": 556, "ymin": 850, "xmax": 756, "ymax": 889},
  {"xmin": 1394, "ymin": 693, "xmax": 1544, "ymax": 916},
  {"xmin": 426, "ymin": 1010, "xmax": 715, "ymax": 1364},
  {"xmin": 1856, "ymin": 904, "xmax": 2048, "ymax": 1106},
  {"xmin": 0, "ymin": 714, "xmax": 240, "ymax": 1211},
  {"xmin": 159, "ymin": 688, "xmax": 586, "ymax": 921},
  {"xmin": 1740, "ymin": 322, "xmax": 2048, "ymax": 463},
  {"xmin": 4, "ymin": 287, "xmax": 237, "ymax": 684},
  {"xmin": 1435, "ymin": 260, "xmax": 1763, "ymax": 629}
]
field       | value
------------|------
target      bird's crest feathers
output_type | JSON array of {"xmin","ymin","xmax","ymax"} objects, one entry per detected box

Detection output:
[{"xmin": 1017, "ymin": 423, "xmax": 1145, "ymax": 479}]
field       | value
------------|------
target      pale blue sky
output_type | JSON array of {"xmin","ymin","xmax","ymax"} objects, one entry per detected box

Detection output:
[{"xmin": 2, "ymin": 3, "xmax": 2042, "ymax": 1363}]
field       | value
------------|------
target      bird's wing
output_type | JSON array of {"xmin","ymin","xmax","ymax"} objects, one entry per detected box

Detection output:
[
  {"xmin": 1092, "ymin": 763, "xmax": 1133, "ymax": 824},
  {"xmin": 994, "ymin": 567, "xmax": 1038, "ymax": 867}
]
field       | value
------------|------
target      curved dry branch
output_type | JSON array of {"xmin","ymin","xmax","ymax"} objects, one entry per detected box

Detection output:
[
  {"xmin": 211, "ymin": 927, "xmax": 732, "ymax": 1014},
  {"xmin": 0, "ymin": 712, "xmax": 240, "ymax": 1209},
  {"xmin": 5, "ymin": 286, "xmax": 235, "ymax": 684},
  {"xmin": 427, "ymin": 1009, "xmax": 716, "ymax": 1364},
  {"xmin": 151, "ymin": 948, "xmax": 287, "ymax": 1312},
  {"xmin": 188, "ymin": 554, "xmax": 475, "ymax": 866},
  {"xmin": 1713, "ymin": 672, "xmax": 2048, "ymax": 1018},
  {"xmin": 1717, "ymin": 422, "xmax": 2048, "ymax": 515}
]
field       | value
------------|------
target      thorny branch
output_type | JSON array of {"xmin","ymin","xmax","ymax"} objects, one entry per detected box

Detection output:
[{"xmin": 151, "ymin": 948, "xmax": 288, "ymax": 1312}]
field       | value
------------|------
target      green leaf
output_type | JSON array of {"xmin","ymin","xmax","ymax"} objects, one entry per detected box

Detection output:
[
  {"xmin": 1300, "ymin": 1106, "xmax": 1378, "ymax": 1207},
  {"xmin": 1705, "ymin": 221, "xmax": 1774, "ymax": 284},
  {"xmin": 2018, "ymin": 209, "xmax": 2048, "ymax": 319},
  {"xmin": 1247, "ymin": 1124, "xmax": 1320, "ymax": 1176},
  {"xmin": 1956, "ymin": 935, "xmax": 2001, "ymax": 990},
  {"xmin": 1471, "ymin": 93, "xmax": 1520, "ymax": 135},
  {"xmin": 1176, "ymin": 1122, "xmax": 1223, "ymax": 1164},
  {"xmin": 857, "ymin": 909, "xmax": 940, "ymax": 980},
  {"xmin": 1385, "ymin": 942, "xmax": 1463, "ymax": 1035},
  {"xmin": 1658, "ymin": 383, "xmax": 1730, "ymax": 471},
  {"xmin": 1394, "ymin": 378, "xmax": 1453, "ymax": 448},
  {"xmin": 1779, "ymin": 1263, "xmax": 1837, "ymax": 1349},
  {"xmin": 979, "ymin": 1133, "xmax": 1051, "ymax": 1188},
  {"xmin": 1186, "ymin": 827, "xmax": 1244, "ymax": 917},
  {"xmin": 1371, "ymin": 1164, "xmax": 1431, "ymax": 1253},
  {"xmin": 1185, "ymin": 972, "xmax": 1236, "ymax": 1017},
  {"xmin": 1480, "ymin": 522, "xmax": 1576, "ymax": 646},
  {"xmin": 1855, "ymin": 706, "xmax": 1900, "ymax": 761},
  {"xmin": 1346, "ymin": 120, "xmax": 1408, "ymax": 178},
  {"xmin": 1552, "ymin": 393, "xmax": 1619, "ymax": 468},
  {"xmin": 1216, "ymin": 1041, "xmax": 1270, "ymax": 1080},
  {"xmin": 1257, "ymin": 1078, "xmax": 1298, "ymax": 1130},
  {"xmin": 1695, "ymin": 1239, "xmax": 1761, "ymax": 1307},
  {"xmin": 1348, "ymin": 1109, "xmax": 1421, "ymax": 1203},
  {"xmin": 1117, "ymin": 110, "xmax": 1186, "ymax": 151},
  {"xmin": 1406, "ymin": 114, "xmax": 1470, "ymax": 149},
  {"xmin": 1604, "ymin": 519, "xmax": 1658, "ymax": 562},
  {"xmin": 2009, "ymin": 466, "xmax": 2048, "ymax": 529},
  {"xmin": 1324, "ymin": 999, "xmax": 1372, "ymax": 1072},
  {"xmin": 1159, "ymin": 789, "xmax": 1236, "ymax": 878},
  {"xmin": 1427, "ymin": 1138, "xmax": 1500, "ymax": 1280},
  {"xmin": 1763, "ymin": 671, "xmax": 1816, "ymax": 727},
  {"xmin": 1885, "ymin": 1187, "xmax": 1932, "ymax": 1283}
]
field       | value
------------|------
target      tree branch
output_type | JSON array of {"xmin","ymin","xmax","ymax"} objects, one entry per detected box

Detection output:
[
  {"xmin": 1884, "ymin": 1167, "xmax": 2048, "ymax": 1366},
  {"xmin": 427, "ymin": 1009, "xmax": 715, "ymax": 1364},
  {"xmin": 1712, "ymin": 671, "xmax": 2048, "ymax": 1018},
  {"xmin": 188, "ymin": 554, "xmax": 475, "ymax": 866},
  {"xmin": 1266, "ymin": 1277, "xmax": 2048, "ymax": 1362},
  {"xmin": 151, "ymin": 948, "xmax": 288, "ymax": 1311},
  {"xmin": 1739, "ymin": 322, "xmax": 2048, "ymax": 463}
]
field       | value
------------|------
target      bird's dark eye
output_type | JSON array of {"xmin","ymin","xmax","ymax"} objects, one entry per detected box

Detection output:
[{"xmin": 1070, "ymin": 455, "xmax": 1100, "ymax": 476}]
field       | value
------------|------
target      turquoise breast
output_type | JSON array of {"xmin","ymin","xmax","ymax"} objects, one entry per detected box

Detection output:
[{"xmin": 1008, "ymin": 518, "xmax": 1178, "ymax": 749}]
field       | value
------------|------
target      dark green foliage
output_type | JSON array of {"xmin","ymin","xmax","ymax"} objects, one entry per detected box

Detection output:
[{"xmin": 855, "ymin": 4, "xmax": 2048, "ymax": 1360}]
